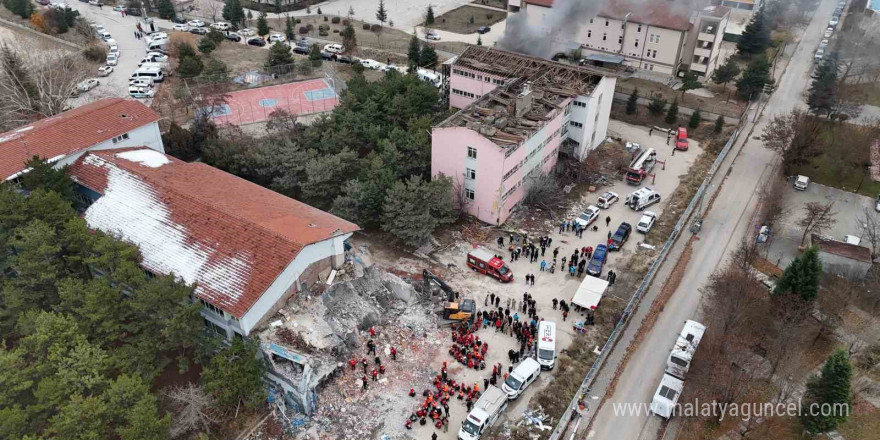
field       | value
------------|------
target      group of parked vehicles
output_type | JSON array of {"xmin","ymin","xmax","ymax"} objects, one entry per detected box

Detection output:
[
  {"xmin": 650, "ymin": 320, "xmax": 707, "ymax": 418},
  {"xmin": 816, "ymin": 1, "xmax": 846, "ymax": 62}
]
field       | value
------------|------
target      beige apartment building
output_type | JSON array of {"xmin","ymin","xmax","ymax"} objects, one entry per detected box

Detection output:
[{"xmin": 510, "ymin": 0, "xmax": 730, "ymax": 79}]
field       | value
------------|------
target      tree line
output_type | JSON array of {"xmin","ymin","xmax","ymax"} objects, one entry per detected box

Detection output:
[{"xmin": 0, "ymin": 160, "xmax": 266, "ymax": 440}]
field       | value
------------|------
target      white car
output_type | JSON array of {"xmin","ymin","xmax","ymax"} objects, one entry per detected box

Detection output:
[
  {"xmin": 360, "ymin": 59, "xmax": 382, "ymax": 69},
  {"xmin": 88, "ymin": 0, "xmax": 100, "ymax": 5},
  {"xmin": 829, "ymin": 17, "xmax": 839, "ymax": 27},
  {"xmin": 91, "ymin": 24, "xmax": 105, "ymax": 32},
  {"xmin": 77, "ymin": 78, "xmax": 100, "ymax": 92},
  {"xmin": 105, "ymin": 53, "xmax": 118, "ymax": 66},
  {"xmin": 794, "ymin": 175, "xmax": 810, "ymax": 191},
  {"xmin": 636, "ymin": 211, "xmax": 657, "ymax": 234},
  {"xmin": 574, "ymin": 205, "xmax": 601, "ymax": 228},
  {"xmin": 269, "ymin": 33, "xmax": 287, "ymax": 43},
  {"xmin": 238, "ymin": 28, "xmax": 255, "ymax": 36},
  {"xmin": 187, "ymin": 20, "xmax": 206, "ymax": 28},
  {"xmin": 173, "ymin": 24, "xmax": 189, "ymax": 31},
  {"xmin": 597, "ymin": 191, "xmax": 619, "ymax": 209},
  {"xmin": 97, "ymin": 65, "xmax": 113, "ymax": 76},
  {"xmin": 129, "ymin": 78, "xmax": 153, "ymax": 88},
  {"xmin": 426, "ymin": 31, "xmax": 440, "ymax": 40},
  {"xmin": 210, "ymin": 22, "xmax": 231, "ymax": 31},
  {"xmin": 824, "ymin": 28, "xmax": 833, "ymax": 38},
  {"xmin": 104, "ymin": 38, "xmax": 117, "ymax": 47},
  {"xmin": 129, "ymin": 86, "xmax": 155, "ymax": 99},
  {"xmin": 819, "ymin": 38, "xmax": 829, "ymax": 48},
  {"xmin": 145, "ymin": 52, "xmax": 169, "ymax": 62},
  {"xmin": 108, "ymin": 44, "xmax": 118, "ymax": 54}
]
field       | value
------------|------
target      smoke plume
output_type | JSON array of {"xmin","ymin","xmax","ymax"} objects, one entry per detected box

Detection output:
[{"xmin": 498, "ymin": 0, "xmax": 609, "ymax": 58}]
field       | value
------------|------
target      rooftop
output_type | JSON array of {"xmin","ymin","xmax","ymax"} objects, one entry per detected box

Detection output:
[
  {"xmin": 69, "ymin": 148, "xmax": 359, "ymax": 317},
  {"xmin": 599, "ymin": 0, "xmax": 694, "ymax": 31},
  {"xmin": 0, "ymin": 98, "xmax": 159, "ymax": 181},
  {"xmin": 812, "ymin": 235, "xmax": 873, "ymax": 264},
  {"xmin": 440, "ymin": 47, "xmax": 607, "ymax": 147}
]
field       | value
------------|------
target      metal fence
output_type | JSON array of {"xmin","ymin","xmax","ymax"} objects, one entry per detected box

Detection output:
[{"xmin": 546, "ymin": 122, "xmax": 745, "ymax": 440}]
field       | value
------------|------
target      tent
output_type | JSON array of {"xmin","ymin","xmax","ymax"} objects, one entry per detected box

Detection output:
[{"xmin": 571, "ymin": 276, "xmax": 609, "ymax": 310}]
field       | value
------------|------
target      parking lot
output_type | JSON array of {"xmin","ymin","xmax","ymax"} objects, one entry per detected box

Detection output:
[
  {"xmin": 426, "ymin": 119, "xmax": 704, "ymax": 438},
  {"xmin": 762, "ymin": 179, "xmax": 876, "ymax": 268}
]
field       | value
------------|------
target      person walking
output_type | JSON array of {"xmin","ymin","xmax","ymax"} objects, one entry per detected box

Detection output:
[
  {"xmin": 390, "ymin": 346, "xmax": 397, "ymax": 360},
  {"xmin": 530, "ymin": 275, "xmax": 535, "ymax": 286},
  {"xmin": 605, "ymin": 216, "xmax": 611, "ymax": 227},
  {"xmin": 362, "ymin": 375, "xmax": 369, "ymax": 391}
]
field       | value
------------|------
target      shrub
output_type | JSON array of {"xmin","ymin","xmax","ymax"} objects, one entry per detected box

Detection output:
[
  {"xmin": 83, "ymin": 44, "xmax": 107, "ymax": 62},
  {"xmin": 333, "ymin": 29, "xmax": 339, "ymax": 33},
  {"xmin": 486, "ymin": 14, "xmax": 493, "ymax": 19},
  {"xmin": 362, "ymin": 23, "xmax": 370, "ymax": 30},
  {"xmin": 306, "ymin": 23, "xmax": 314, "ymax": 31},
  {"xmin": 331, "ymin": 16, "xmax": 340, "ymax": 24},
  {"xmin": 299, "ymin": 26, "xmax": 308, "ymax": 34},
  {"xmin": 323, "ymin": 16, "xmax": 328, "ymax": 22},
  {"xmin": 198, "ymin": 38, "xmax": 216, "ymax": 54},
  {"xmin": 370, "ymin": 24, "xmax": 381, "ymax": 32},
  {"xmin": 317, "ymin": 7, "xmax": 322, "ymax": 14},
  {"xmin": 295, "ymin": 18, "xmax": 301, "ymax": 24},
  {"xmin": 343, "ymin": 19, "xmax": 350, "ymax": 26},
  {"xmin": 318, "ymin": 24, "xmax": 328, "ymax": 31},
  {"xmin": 318, "ymin": 29, "xmax": 328, "ymax": 36}
]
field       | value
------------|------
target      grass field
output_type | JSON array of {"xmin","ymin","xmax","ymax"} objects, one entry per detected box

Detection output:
[
  {"xmin": 429, "ymin": 5, "xmax": 506, "ymax": 34},
  {"xmin": 789, "ymin": 120, "xmax": 880, "ymax": 197}
]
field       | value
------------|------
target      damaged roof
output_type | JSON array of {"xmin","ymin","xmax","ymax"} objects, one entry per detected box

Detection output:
[
  {"xmin": 599, "ymin": 0, "xmax": 694, "ymax": 31},
  {"xmin": 70, "ymin": 148, "xmax": 359, "ymax": 317},
  {"xmin": 812, "ymin": 235, "xmax": 873, "ymax": 264},
  {"xmin": 0, "ymin": 98, "xmax": 159, "ymax": 181}
]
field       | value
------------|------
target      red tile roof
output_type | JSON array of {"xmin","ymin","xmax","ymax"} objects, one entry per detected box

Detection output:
[
  {"xmin": 600, "ymin": 0, "xmax": 694, "ymax": 31},
  {"xmin": 69, "ymin": 148, "xmax": 359, "ymax": 318},
  {"xmin": 0, "ymin": 98, "xmax": 159, "ymax": 181}
]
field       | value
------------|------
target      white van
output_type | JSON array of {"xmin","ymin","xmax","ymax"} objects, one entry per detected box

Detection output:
[
  {"xmin": 323, "ymin": 43, "xmax": 344, "ymax": 54},
  {"xmin": 626, "ymin": 187, "xmax": 661, "ymax": 211},
  {"xmin": 130, "ymin": 67, "xmax": 164, "ymax": 83},
  {"xmin": 459, "ymin": 386, "xmax": 508, "ymax": 440},
  {"xmin": 536, "ymin": 321, "xmax": 557, "ymax": 370},
  {"xmin": 148, "ymin": 40, "xmax": 168, "ymax": 52},
  {"xmin": 665, "ymin": 320, "xmax": 706, "ymax": 380},
  {"xmin": 98, "ymin": 30, "xmax": 112, "ymax": 40},
  {"xmin": 501, "ymin": 357, "xmax": 541, "ymax": 400},
  {"xmin": 416, "ymin": 67, "xmax": 442, "ymax": 88},
  {"xmin": 650, "ymin": 374, "xmax": 683, "ymax": 419},
  {"xmin": 139, "ymin": 62, "xmax": 170, "ymax": 73}
]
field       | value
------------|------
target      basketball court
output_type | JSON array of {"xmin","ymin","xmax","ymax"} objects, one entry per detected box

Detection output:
[{"xmin": 204, "ymin": 78, "xmax": 340, "ymax": 125}]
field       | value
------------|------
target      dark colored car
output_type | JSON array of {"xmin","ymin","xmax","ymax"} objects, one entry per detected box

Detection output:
[
  {"xmin": 609, "ymin": 222, "xmax": 632, "ymax": 251},
  {"xmin": 247, "ymin": 37, "xmax": 266, "ymax": 47},
  {"xmin": 477, "ymin": 26, "xmax": 491, "ymax": 34},
  {"xmin": 125, "ymin": 8, "xmax": 141, "ymax": 16},
  {"xmin": 586, "ymin": 245, "xmax": 608, "ymax": 277},
  {"xmin": 171, "ymin": 16, "xmax": 187, "ymax": 24},
  {"xmin": 293, "ymin": 42, "xmax": 310, "ymax": 55},
  {"xmin": 225, "ymin": 32, "xmax": 241, "ymax": 42},
  {"xmin": 190, "ymin": 27, "xmax": 207, "ymax": 35}
]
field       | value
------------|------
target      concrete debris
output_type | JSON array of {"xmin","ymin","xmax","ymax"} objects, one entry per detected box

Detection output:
[{"xmin": 516, "ymin": 407, "xmax": 553, "ymax": 431}]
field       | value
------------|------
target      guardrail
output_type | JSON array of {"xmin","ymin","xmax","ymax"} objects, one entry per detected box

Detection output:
[{"xmin": 546, "ymin": 122, "xmax": 745, "ymax": 440}]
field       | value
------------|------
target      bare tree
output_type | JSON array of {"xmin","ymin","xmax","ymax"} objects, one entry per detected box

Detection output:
[
  {"xmin": 164, "ymin": 384, "xmax": 218, "ymax": 438},
  {"xmin": 856, "ymin": 208, "xmax": 880, "ymax": 258},
  {"xmin": 760, "ymin": 110, "xmax": 823, "ymax": 174},
  {"xmin": 0, "ymin": 42, "xmax": 89, "ymax": 130},
  {"xmin": 522, "ymin": 174, "xmax": 563, "ymax": 210},
  {"xmin": 797, "ymin": 201, "xmax": 837, "ymax": 246}
]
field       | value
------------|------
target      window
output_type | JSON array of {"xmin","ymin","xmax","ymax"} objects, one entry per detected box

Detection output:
[
  {"xmin": 465, "ymin": 189, "xmax": 475, "ymax": 200},
  {"xmin": 477, "ymin": 75, "xmax": 483, "ymax": 80},
  {"xmin": 452, "ymin": 88, "xmax": 476, "ymax": 99},
  {"xmin": 467, "ymin": 147, "xmax": 477, "ymax": 159},
  {"xmin": 204, "ymin": 318, "xmax": 226, "ymax": 337},
  {"xmin": 602, "ymin": 33, "xmax": 607, "ymax": 41},
  {"xmin": 562, "ymin": 125, "xmax": 569, "ymax": 136},
  {"xmin": 587, "ymin": 30, "xmax": 591, "ymax": 38},
  {"xmin": 650, "ymin": 49, "xmax": 658, "ymax": 59},
  {"xmin": 618, "ymin": 36, "xmax": 623, "ymax": 44},
  {"xmin": 569, "ymin": 121, "xmax": 583, "ymax": 128},
  {"xmin": 573, "ymin": 100, "xmax": 587, "ymax": 108},
  {"xmin": 635, "ymin": 39, "xmax": 639, "ymax": 47},
  {"xmin": 564, "ymin": 103, "xmax": 571, "ymax": 115},
  {"xmin": 111, "ymin": 133, "xmax": 129, "ymax": 144},
  {"xmin": 649, "ymin": 33, "xmax": 659, "ymax": 43},
  {"xmin": 201, "ymin": 299, "xmax": 224, "ymax": 316},
  {"xmin": 466, "ymin": 168, "xmax": 476, "ymax": 180},
  {"xmin": 637, "ymin": 24, "xmax": 642, "ymax": 32},
  {"xmin": 485, "ymin": 76, "xmax": 492, "ymax": 83}
]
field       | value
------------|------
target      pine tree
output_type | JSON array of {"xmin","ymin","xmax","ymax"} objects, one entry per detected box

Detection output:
[
  {"xmin": 407, "ymin": 35, "xmax": 421, "ymax": 67},
  {"xmin": 222, "ymin": 0, "xmax": 245, "ymax": 28},
  {"xmin": 800, "ymin": 349, "xmax": 852, "ymax": 433},
  {"xmin": 7, "ymin": 0, "xmax": 34, "ymax": 19},
  {"xmin": 197, "ymin": 38, "xmax": 216, "ymax": 54},
  {"xmin": 256, "ymin": 12, "xmax": 270, "ymax": 37},
  {"xmin": 647, "ymin": 95, "xmax": 666, "ymax": 116},
  {"xmin": 476, "ymin": 35, "xmax": 482, "ymax": 46},
  {"xmin": 267, "ymin": 41, "xmax": 292, "ymax": 67},
  {"xmin": 737, "ymin": 6, "xmax": 770, "ymax": 55},
  {"xmin": 341, "ymin": 24, "xmax": 357, "ymax": 54},
  {"xmin": 807, "ymin": 53, "xmax": 838, "ymax": 118},
  {"xmin": 348, "ymin": 6, "xmax": 355, "ymax": 17},
  {"xmin": 688, "ymin": 109, "xmax": 701, "ymax": 129},
  {"xmin": 625, "ymin": 88, "xmax": 639, "ymax": 115},
  {"xmin": 376, "ymin": 0, "xmax": 387, "ymax": 26},
  {"xmin": 714, "ymin": 115, "xmax": 724, "ymax": 133},
  {"xmin": 736, "ymin": 55, "xmax": 772, "ymax": 100},
  {"xmin": 285, "ymin": 16, "xmax": 294, "ymax": 40},
  {"xmin": 665, "ymin": 99, "xmax": 679, "ymax": 124},
  {"xmin": 425, "ymin": 5, "xmax": 435, "ymax": 25},
  {"xmin": 308, "ymin": 43, "xmax": 322, "ymax": 65},
  {"xmin": 157, "ymin": 0, "xmax": 175, "ymax": 19},
  {"xmin": 420, "ymin": 45, "xmax": 437, "ymax": 69},
  {"xmin": 773, "ymin": 246, "xmax": 822, "ymax": 301},
  {"xmin": 711, "ymin": 58, "xmax": 741, "ymax": 87},
  {"xmin": 678, "ymin": 71, "xmax": 702, "ymax": 100}
]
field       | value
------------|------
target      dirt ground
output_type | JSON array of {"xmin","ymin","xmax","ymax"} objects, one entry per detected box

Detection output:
[
  {"xmin": 470, "ymin": 0, "xmax": 508, "ymax": 9},
  {"xmin": 616, "ymin": 77, "xmax": 747, "ymax": 119},
  {"xmin": 429, "ymin": 5, "xmax": 506, "ymax": 34}
]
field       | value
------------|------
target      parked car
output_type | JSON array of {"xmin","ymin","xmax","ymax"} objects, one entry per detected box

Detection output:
[
  {"xmin": 360, "ymin": 59, "xmax": 382, "ymax": 69},
  {"xmin": 477, "ymin": 26, "xmax": 491, "ymax": 34},
  {"xmin": 129, "ymin": 86, "xmax": 155, "ymax": 99},
  {"xmin": 97, "ymin": 65, "xmax": 113, "ymax": 76},
  {"xmin": 608, "ymin": 223, "xmax": 632, "ymax": 251},
  {"xmin": 269, "ymin": 33, "xmax": 286, "ymax": 43},
  {"xmin": 426, "ymin": 31, "xmax": 440, "ymax": 40},
  {"xmin": 824, "ymin": 28, "xmax": 833, "ymax": 38},
  {"xmin": 794, "ymin": 175, "xmax": 810, "ymax": 191},
  {"xmin": 815, "ymin": 48, "xmax": 825, "ymax": 61},
  {"xmin": 597, "ymin": 191, "xmax": 619, "ymax": 209},
  {"xmin": 247, "ymin": 37, "xmax": 266, "ymax": 47},
  {"xmin": 105, "ymin": 53, "xmax": 118, "ymax": 66},
  {"xmin": 108, "ymin": 44, "xmax": 118, "ymax": 54},
  {"xmin": 636, "ymin": 211, "xmax": 657, "ymax": 234},
  {"xmin": 112, "ymin": 5, "xmax": 124, "ymax": 11},
  {"xmin": 187, "ymin": 20, "xmax": 206, "ymax": 28},
  {"xmin": 239, "ymin": 28, "xmax": 255, "ymax": 36},
  {"xmin": 586, "ymin": 245, "xmax": 608, "ymax": 277},
  {"xmin": 574, "ymin": 205, "xmax": 600, "ymax": 228},
  {"xmin": 293, "ymin": 40, "xmax": 310, "ymax": 54},
  {"xmin": 171, "ymin": 16, "xmax": 187, "ymax": 24},
  {"xmin": 337, "ymin": 55, "xmax": 357, "ymax": 64},
  {"xmin": 829, "ymin": 17, "xmax": 839, "ymax": 27},
  {"xmin": 173, "ymin": 24, "xmax": 189, "ymax": 31},
  {"xmin": 819, "ymin": 39, "xmax": 829, "ymax": 48},
  {"xmin": 210, "ymin": 22, "xmax": 231, "ymax": 31},
  {"xmin": 77, "ymin": 78, "xmax": 100, "ymax": 92},
  {"xmin": 144, "ymin": 52, "xmax": 168, "ymax": 63},
  {"xmin": 190, "ymin": 27, "xmax": 207, "ymax": 35},
  {"xmin": 124, "ymin": 8, "xmax": 141, "ymax": 16},
  {"xmin": 225, "ymin": 32, "xmax": 241, "ymax": 42},
  {"xmin": 88, "ymin": 0, "xmax": 102, "ymax": 6},
  {"xmin": 129, "ymin": 78, "xmax": 153, "ymax": 88}
]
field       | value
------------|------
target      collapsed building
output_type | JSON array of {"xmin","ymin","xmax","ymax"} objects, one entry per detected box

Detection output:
[{"xmin": 433, "ymin": 46, "xmax": 617, "ymax": 225}]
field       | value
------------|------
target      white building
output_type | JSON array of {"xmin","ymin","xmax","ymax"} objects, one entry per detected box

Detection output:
[
  {"xmin": 69, "ymin": 147, "xmax": 359, "ymax": 339},
  {"xmin": 509, "ymin": 0, "xmax": 731, "ymax": 78},
  {"xmin": 0, "ymin": 98, "xmax": 163, "ymax": 182}
]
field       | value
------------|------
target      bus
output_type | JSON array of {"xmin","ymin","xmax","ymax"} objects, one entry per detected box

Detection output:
[{"xmin": 625, "ymin": 148, "xmax": 657, "ymax": 184}]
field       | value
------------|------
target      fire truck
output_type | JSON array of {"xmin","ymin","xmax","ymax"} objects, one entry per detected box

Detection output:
[{"xmin": 625, "ymin": 148, "xmax": 657, "ymax": 184}]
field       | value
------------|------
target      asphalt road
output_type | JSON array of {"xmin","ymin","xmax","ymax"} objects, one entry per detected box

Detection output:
[{"xmin": 583, "ymin": 1, "xmax": 841, "ymax": 439}]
